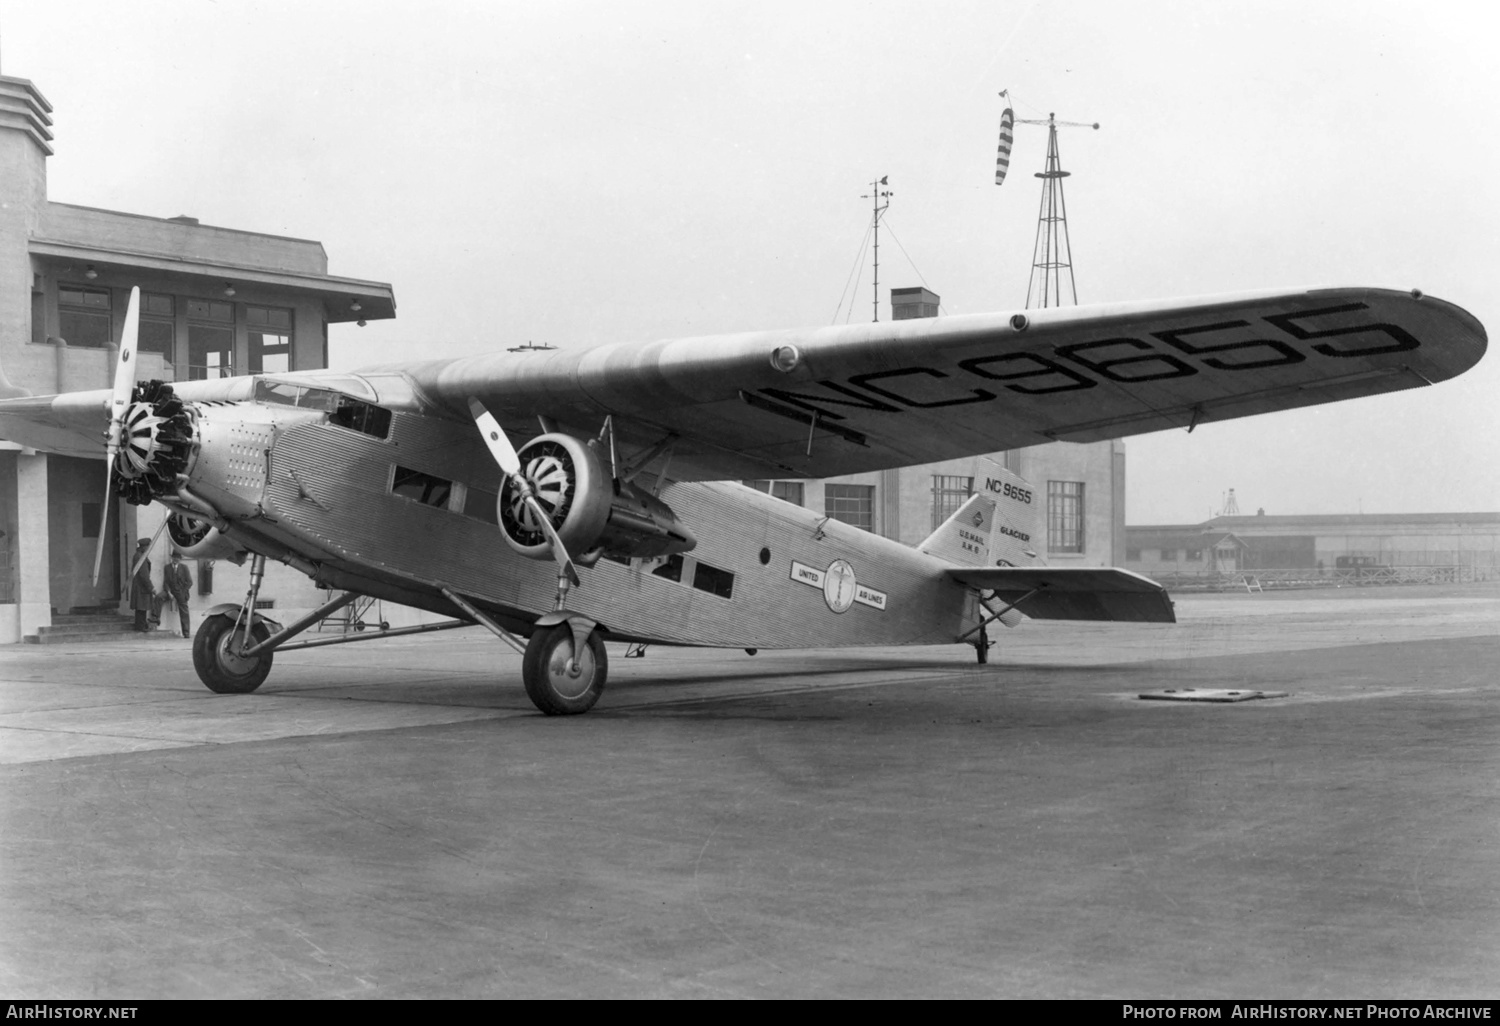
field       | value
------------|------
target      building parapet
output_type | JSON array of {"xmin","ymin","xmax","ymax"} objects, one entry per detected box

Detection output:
[
  {"xmin": 39, "ymin": 203, "xmax": 328, "ymax": 276},
  {"xmin": 0, "ymin": 76, "xmax": 54, "ymax": 156}
]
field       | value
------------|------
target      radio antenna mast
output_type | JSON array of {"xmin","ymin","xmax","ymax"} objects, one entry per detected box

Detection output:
[{"xmin": 860, "ymin": 176, "xmax": 893, "ymax": 321}]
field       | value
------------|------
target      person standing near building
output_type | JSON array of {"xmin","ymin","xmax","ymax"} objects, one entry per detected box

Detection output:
[
  {"xmin": 163, "ymin": 551, "xmax": 194, "ymax": 638},
  {"xmin": 130, "ymin": 539, "xmax": 156, "ymax": 631}
]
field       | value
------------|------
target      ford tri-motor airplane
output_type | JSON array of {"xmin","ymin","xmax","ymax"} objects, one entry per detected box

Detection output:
[{"xmin": 0, "ymin": 287, "xmax": 1485, "ymax": 713}]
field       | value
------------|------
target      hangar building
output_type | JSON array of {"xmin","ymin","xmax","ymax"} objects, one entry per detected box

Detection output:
[
  {"xmin": 0, "ymin": 73, "xmax": 395, "ymax": 643},
  {"xmin": 1125, "ymin": 512, "xmax": 1500, "ymax": 578}
]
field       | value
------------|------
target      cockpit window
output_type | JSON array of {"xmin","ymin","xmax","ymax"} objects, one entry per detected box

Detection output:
[
  {"xmin": 254, "ymin": 380, "xmax": 341, "ymax": 411},
  {"xmin": 254, "ymin": 379, "xmax": 392, "ymax": 439}
]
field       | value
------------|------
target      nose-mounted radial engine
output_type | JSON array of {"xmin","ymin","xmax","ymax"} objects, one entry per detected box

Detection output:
[
  {"xmin": 112, "ymin": 380, "xmax": 195, "ymax": 507},
  {"xmin": 498, "ymin": 432, "xmax": 696, "ymax": 566}
]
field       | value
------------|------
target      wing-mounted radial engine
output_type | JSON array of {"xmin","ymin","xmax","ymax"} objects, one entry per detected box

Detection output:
[
  {"xmin": 113, "ymin": 379, "xmax": 196, "ymax": 507},
  {"xmin": 498, "ymin": 432, "xmax": 697, "ymax": 566}
]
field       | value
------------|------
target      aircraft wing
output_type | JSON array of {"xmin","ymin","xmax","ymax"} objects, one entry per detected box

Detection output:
[
  {"xmin": 398, "ymin": 286, "xmax": 1486, "ymax": 481},
  {"xmin": 0, "ymin": 392, "xmax": 109, "ymax": 458},
  {"xmin": 949, "ymin": 566, "xmax": 1177, "ymax": 624}
]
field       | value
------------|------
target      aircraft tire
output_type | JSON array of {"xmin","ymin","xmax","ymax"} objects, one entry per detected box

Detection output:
[
  {"xmin": 522, "ymin": 623, "xmax": 607, "ymax": 715},
  {"xmin": 193, "ymin": 614, "xmax": 274, "ymax": 694}
]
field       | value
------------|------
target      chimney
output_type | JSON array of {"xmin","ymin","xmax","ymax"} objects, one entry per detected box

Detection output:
[{"xmin": 891, "ymin": 286, "xmax": 940, "ymax": 320}]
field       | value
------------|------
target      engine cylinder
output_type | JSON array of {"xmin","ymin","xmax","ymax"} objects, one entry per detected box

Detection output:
[
  {"xmin": 114, "ymin": 380, "xmax": 195, "ymax": 506},
  {"xmin": 498, "ymin": 433, "xmax": 696, "ymax": 563}
]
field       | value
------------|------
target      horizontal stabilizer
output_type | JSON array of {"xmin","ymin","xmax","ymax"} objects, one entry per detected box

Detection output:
[{"xmin": 949, "ymin": 566, "xmax": 1176, "ymax": 623}]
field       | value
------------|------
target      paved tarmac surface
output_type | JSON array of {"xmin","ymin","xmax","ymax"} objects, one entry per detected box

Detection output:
[{"xmin": 2, "ymin": 584, "xmax": 1498, "ymax": 998}]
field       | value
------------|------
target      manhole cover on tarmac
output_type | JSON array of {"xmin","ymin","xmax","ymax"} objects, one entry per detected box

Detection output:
[{"xmin": 1138, "ymin": 688, "xmax": 1289, "ymax": 703}]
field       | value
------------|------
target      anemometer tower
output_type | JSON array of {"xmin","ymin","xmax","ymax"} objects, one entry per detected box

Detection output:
[{"xmin": 1017, "ymin": 112, "xmax": 1099, "ymax": 309}]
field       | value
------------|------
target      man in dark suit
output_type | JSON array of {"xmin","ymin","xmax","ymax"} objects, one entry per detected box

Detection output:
[
  {"xmin": 130, "ymin": 539, "xmax": 156, "ymax": 631},
  {"xmin": 163, "ymin": 551, "xmax": 194, "ymax": 638}
]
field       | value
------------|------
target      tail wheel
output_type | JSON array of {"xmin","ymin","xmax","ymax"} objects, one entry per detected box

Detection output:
[
  {"xmin": 522, "ymin": 623, "xmax": 607, "ymax": 715},
  {"xmin": 193, "ymin": 614, "xmax": 274, "ymax": 694}
]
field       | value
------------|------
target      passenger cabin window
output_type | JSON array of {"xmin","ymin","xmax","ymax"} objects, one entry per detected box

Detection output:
[
  {"xmin": 392, "ymin": 466, "xmax": 453, "ymax": 508},
  {"xmin": 652, "ymin": 553, "xmax": 684, "ymax": 583},
  {"xmin": 692, "ymin": 561, "xmax": 735, "ymax": 599}
]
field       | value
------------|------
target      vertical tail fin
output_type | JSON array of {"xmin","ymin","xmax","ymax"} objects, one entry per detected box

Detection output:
[
  {"xmin": 920, "ymin": 459, "xmax": 1042, "ymax": 629},
  {"xmin": 919, "ymin": 458, "xmax": 1043, "ymax": 569}
]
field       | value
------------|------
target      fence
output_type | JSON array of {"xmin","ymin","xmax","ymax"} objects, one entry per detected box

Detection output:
[{"xmin": 1148, "ymin": 565, "xmax": 1497, "ymax": 593}]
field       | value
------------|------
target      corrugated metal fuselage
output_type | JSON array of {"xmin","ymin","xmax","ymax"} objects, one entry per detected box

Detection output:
[{"xmin": 209, "ymin": 404, "xmax": 974, "ymax": 649}]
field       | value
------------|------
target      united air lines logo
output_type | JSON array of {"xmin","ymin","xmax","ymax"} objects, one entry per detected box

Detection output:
[
  {"xmin": 971, "ymin": 509, "xmax": 986, "ymax": 528},
  {"xmin": 789, "ymin": 559, "xmax": 887, "ymax": 613}
]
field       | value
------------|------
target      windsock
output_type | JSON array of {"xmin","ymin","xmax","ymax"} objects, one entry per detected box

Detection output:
[{"xmin": 995, "ymin": 99, "xmax": 1015, "ymax": 185}]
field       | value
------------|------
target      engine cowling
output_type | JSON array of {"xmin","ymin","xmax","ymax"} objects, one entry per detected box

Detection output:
[
  {"xmin": 165, "ymin": 512, "xmax": 247, "ymax": 562},
  {"xmin": 499, "ymin": 433, "xmax": 696, "ymax": 563}
]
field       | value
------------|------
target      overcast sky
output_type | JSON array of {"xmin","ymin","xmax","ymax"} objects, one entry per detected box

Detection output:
[{"xmin": 3, "ymin": 0, "xmax": 1496, "ymax": 523}]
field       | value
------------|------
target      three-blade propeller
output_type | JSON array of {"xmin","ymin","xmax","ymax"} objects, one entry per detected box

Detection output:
[
  {"xmin": 469, "ymin": 399, "xmax": 579, "ymax": 587},
  {"xmin": 92, "ymin": 286, "xmax": 142, "ymax": 586}
]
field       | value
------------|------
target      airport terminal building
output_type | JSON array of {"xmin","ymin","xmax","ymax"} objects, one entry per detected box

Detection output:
[{"xmin": 0, "ymin": 73, "xmax": 395, "ymax": 643}]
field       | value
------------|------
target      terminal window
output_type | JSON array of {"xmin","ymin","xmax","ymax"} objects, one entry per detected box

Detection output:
[
  {"xmin": 139, "ymin": 293, "xmax": 175, "ymax": 360},
  {"xmin": 1047, "ymin": 481, "xmax": 1084, "ymax": 554},
  {"xmin": 58, "ymin": 286, "xmax": 112, "ymax": 348},
  {"xmin": 744, "ymin": 480, "xmax": 805, "ymax": 506},
  {"xmin": 825, "ymin": 484, "xmax": 875, "ymax": 532},
  {"xmin": 188, "ymin": 299, "xmax": 235, "ymax": 380},
  {"xmin": 931, "ymin": 475, "xmax": 974, "ymax": 529},
  {"xmin": 248, "ymin": 305, "xmax": 293, "ymax": 374}
]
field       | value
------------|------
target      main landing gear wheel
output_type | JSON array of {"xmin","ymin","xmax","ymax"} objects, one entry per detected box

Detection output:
[
  {"xmin": 522, "ymin": 622, "xmax": 607, "ymax": 715},
  {"xmin": 193, "ymin": 614, "xmax": 274, "ymax": 694}
]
